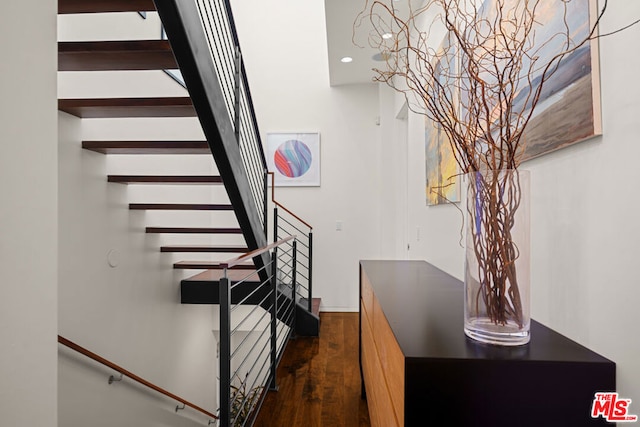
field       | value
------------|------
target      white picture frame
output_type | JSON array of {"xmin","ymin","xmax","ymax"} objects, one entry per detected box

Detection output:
[{"xmin": 266, "ymin": 133, "xmax": 320, "ymax": 187}]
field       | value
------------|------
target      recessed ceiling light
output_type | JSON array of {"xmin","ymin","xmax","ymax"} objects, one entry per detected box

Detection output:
[
  {"xmin": 382, "ymin": 33, "xmax": 393, "ymax": 39},
  {"xmin": 341, "ymin": 56, "xmax": 353, "ymax": 63}
]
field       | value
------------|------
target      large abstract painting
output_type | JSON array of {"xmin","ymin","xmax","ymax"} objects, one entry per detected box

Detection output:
[
  {"xmin": 487, "ymin": 0, "xmax": 602, "ymax": 160},
  {"xmin": 425, "ymin": 0, "xmax": 600, "ymax": 203},
  {"xmin": 267, "ymin": 133, "xmax": 320, "ymax": 186}
]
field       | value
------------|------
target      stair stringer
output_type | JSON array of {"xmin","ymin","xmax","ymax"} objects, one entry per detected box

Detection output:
[{"xmin": 154, "ymin": 0, "xmax": 269, "ymax": 276}]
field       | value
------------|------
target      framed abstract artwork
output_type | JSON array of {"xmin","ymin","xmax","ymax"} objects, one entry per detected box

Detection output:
[{"xmin": 266, "ymin": 133, "xmax": 320, "ymax": 187}]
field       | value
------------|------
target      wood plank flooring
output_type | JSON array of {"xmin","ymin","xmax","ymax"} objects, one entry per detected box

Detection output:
[{"xmin": 254, "ymin": 312, "xmax": 371, "ymax": 427}]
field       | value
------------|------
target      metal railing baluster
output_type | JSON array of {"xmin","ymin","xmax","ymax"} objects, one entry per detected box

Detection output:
[
  {"xmin": 219, "ymin": 273, "xmax": 231, "ymax": 426},
  {"xmin": 234, "ymin": 46, "xmax": 241, "ymax": 144},
  {"xmin": 269, "ymin": 248, "xmax": 278, "ymax": 391}
]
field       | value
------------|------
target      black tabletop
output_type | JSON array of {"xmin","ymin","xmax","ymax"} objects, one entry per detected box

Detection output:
[{"xmin": 360, "ymin": 260, "xmax": 613, "ymax": 364}]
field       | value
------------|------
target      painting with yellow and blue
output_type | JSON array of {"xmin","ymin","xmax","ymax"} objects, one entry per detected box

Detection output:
[
  {"xmin": 425, "ymin": 116, "xmax": 459, "ymax": 206},
  {"xmin": 425, "ymin": 33, "xmax": 460, "ymax": 206}
]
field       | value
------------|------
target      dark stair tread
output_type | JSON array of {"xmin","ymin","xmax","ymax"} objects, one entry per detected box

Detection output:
[
  {"xmin": 59, "ymin": 40, "xmax": 176, "ymax": 71},
  {"xmin": 59, "ymin": 0, "xmax": 156, "ymax": 14},
  {"xmin": 109, "ymin": 175, "xmax": 222, "ymax": 185},
  {"xmin": 181, "ymin": 270, "xmax": 265, "ymax": 305},
  {"xmin": 82, "ymin": 140, "xmax": 210, "ymax": 154},
  {"xmin": 183, "ymin": 269, "xmax": 258, "ymax": 283},
  {"xmin": 146, "ymin": 227, "xmax": 242, "ymax": 234},
  {"xmin": 160, "ymin": 245, "xmax": 249, "ymax": 253},
  {"xmin": 174, "ymin": 260, "xmax": 255, "ymax": 270},
  {"xmin": 129, "ymin": 203, "xmax": 233, "ymax": 210},
  {"xmin": 58, "ymin": 97, "xmax": 195, "ymax": 118}
]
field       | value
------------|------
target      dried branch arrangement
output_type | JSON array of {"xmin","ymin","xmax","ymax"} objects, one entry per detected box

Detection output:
[
  {"xmin": 357, "ymin": 0, "xmax": 609, "ymax": 171},
  {"xmin": 356, "ymin": 0, "xmax": 622, "ymax": 334}
]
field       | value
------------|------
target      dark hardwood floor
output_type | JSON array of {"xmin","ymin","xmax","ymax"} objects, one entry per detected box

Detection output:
[{"xmin": 254, "ymin": 312, "xmax": 371, "ymax": 427}]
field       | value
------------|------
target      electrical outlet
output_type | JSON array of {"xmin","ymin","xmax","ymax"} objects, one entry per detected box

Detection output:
[{"xmin": 336, "ymin": 221, "xmax": 343, "ymax": 231}]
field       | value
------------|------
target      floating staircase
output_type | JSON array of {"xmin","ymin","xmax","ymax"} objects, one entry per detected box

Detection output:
[{"xmin": 57, "ymin": 0, "xmax": 319, "ymax": 337}]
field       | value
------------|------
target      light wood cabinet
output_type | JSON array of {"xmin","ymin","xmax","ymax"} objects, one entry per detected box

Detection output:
[{"xmin": 360, "ymin": 271, "xmax": 404, "ymax": 427}]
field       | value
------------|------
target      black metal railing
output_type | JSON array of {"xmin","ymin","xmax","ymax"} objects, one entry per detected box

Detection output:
[
  {"xmin": 237, "ymin": 71, "xmax": 268, "ymax": 237},
  {"xmin": 156, "ymin": 0, "xmax": 269, "ymax": 269},
  {"xmin": 154, "ymin": 3, "xmax": 317, "ymax": 422},
  {"xmin": 274, "ymin": 211, "xmax": 312, "ymax": 312},
  {"xmin": 195, "ymin": 0, "xmax": 237, "ymax": 125},
  {"xmin": 194, "ymin": 0, "xmax": 268, "ymax": 236},
  {"xmin": 269, "ymin": 173, "xmax": 314, "ymax": 313},
  {"xmin": 218, "ymin": 237, "xmax": 297, "ymax": 426}
]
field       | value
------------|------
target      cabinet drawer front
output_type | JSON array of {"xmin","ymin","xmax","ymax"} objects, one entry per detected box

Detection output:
[
  {"xmin": 371, "ymin": 294, "xmax": 405, "ymax": 426},
  {"xmin": 361, "ymin": 306, "xmax": 400, "ymax": 427},
  {"xmin": 361, "ymin": 269, "xmax": 374, "ymax": 317}
]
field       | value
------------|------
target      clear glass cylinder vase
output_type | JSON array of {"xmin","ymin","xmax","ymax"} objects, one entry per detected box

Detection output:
[{"xmin": 464, "ymin": 169, "xmax": 530, "ymax": 346}]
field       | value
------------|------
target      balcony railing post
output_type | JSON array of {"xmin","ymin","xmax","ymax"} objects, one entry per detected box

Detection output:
[
  {"xmin": 292, "ymin": 239, "xmax": 298, "ymax": 335},
  {"xmin": 263, "ymin": 168, "xmax": 268, "ymax": 240},
  {"xmin": 234, "ymin": 45, "xmax": 241, "ymax": 145},
  {"xmin": 269, "ymin": 249, "xmax": 278, "ymax": 391},
  {"xmin": 273, "ymin": 207, "xmax": 279, "ymax": 244},
  {"xmin": 308, "ymin": 231, "xmax": 313, "ymax": 313},
  {"xmin": 219, "ymin": 272, "xmax": 231, "ymax": 426}
]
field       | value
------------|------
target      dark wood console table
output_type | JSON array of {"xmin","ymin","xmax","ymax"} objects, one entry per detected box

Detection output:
[{"xmin": 359, "ymin": 260, "xmax": 615, "ymax": 427}]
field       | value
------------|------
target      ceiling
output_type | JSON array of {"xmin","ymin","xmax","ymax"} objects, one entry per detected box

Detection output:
[{"xmin": 324, "ymin": 0, "xmax": 407, "ymax": 86}]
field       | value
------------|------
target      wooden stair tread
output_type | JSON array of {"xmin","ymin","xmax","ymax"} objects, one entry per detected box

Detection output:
[
  {"xmin": 160, "ymin": 245, "xmax": 249, "ymax": 253},
  {"xmin": 300, "ymin": 297, "xmax": 321, "ymax": 316},
  {"xmin": 109, "ymin": 175, "xmax": 222, "ymax": 185},
  {"xmin": 146, "ymin": 227, "xmax": 242, "ymax": 234},
  {"xmin": 82, "ymin": 140, "xmax": 210, "ymax": 154},
  {"xmin": 183, "ymin": 269, "xmax": 259, "ymax": 283},
  {"xmin": 129, "ymin": 203, "xmax": 233, "ymax": 210},
  {"xmin": 174, "ymin": 260, "xmax": 255, "ymax": 270},
  {"xmin": 58, "ymin": 97, "xmax": 195, "ymax": 118},
  {"xmin": 59, "ymin": 0, "xmax": 156, "ymax": 14},
  {"xmin": 59, "ymin": 40, "xmax": 176, "ymax": 71}
]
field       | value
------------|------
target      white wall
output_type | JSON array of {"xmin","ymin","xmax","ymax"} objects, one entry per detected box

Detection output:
[
  {"xmin": 379, "ymin": 2, "xmax": 640, "ymax": 407},
  {"xmin": 0, "ymin": 1, "xmax": 58, "ymax": 425},
  {"xmin": 378, "ymin": 85, "xmax": 410, "ymax": 259},
  {"xmin": 57, "ymin": 12, "xmax": 225, "ymax": 426},
  {"xmin": 230, "ymin": 0, "xmax": 382, "ymax": 311}
]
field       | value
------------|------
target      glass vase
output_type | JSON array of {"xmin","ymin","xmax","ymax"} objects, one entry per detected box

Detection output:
[{"xmin": 464, "ymin": 169, "xmax": 530, "ymax": 346}]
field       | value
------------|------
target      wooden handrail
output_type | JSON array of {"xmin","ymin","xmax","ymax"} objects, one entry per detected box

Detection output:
[
  {"xmin": 58, "ymin": 335, "xmax": 218, "ymax": 420},
  {"xmin": 268, "ymin": 172, "xmax": 313, "ymax": 230},
  {"xmin": 220, "ymin": 236, "xmax": 295, "ymax": 269}
]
